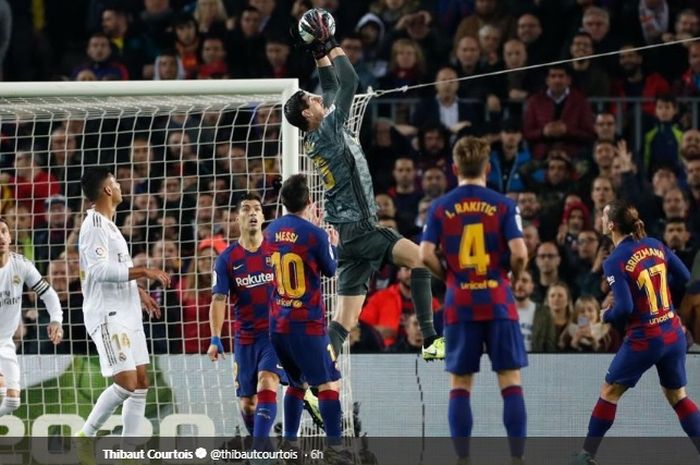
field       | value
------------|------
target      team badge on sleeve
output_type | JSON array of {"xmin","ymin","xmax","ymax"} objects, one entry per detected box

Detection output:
[{"xmin": 95, "ymin": 247, "xmax": 106, "ymax": 257}]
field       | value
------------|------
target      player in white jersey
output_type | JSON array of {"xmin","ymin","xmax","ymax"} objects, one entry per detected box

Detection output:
[
  {"xmin": 0, "ymin": 218, "xmax": 63, "ymax": 416},
  {"xmin": 76, "ymin": 167, "xmax": 170, "ymax": 438}
]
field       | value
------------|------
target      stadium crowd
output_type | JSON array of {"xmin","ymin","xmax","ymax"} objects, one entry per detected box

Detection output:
[{"xmin": 1, "ymin": 0, "xmax": 700, "ymax": 355}]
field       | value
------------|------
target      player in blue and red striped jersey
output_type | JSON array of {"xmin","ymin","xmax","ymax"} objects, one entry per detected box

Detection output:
[
  {"xmin": 420, "ymin": 136, "xmax": 529, "ymax": 465},
  {"xmin": 570, "ymin": 200, "xmax": 700, "ymax": 465},
  {"xmin": 264, "ymin": 174, "xmax": 350, "ymax": 463},
  {"xmin": 207, "ymin": 193, "xmax": 284, "ymax": 447}
]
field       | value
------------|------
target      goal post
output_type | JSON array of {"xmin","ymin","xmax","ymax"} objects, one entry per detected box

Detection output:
[{"xmin": 0, "ymin": 78, "xmax": 370, "ymax": 439}]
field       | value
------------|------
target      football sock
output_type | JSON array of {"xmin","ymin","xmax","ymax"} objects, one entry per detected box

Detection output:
[
  {"xmin": 284, "ymin": 387, "xmax": 305, "ymax": 440},
  {"xmin": 0, "ymin": 387, "xmax": 6, "ymax": 399},
  {"xmin": 253, "ymin": 390, "xmax": 277, "ymax": 451},
  {"xmin": 319, "ymin": 389, "xmax": 342, "ymax": 446},
  {"xmin": 674, "ymin": 397, "xmax": 700, "ymax": 453},
  {"xmin": 242, "ymin": 412, "xmax": 254, "ymax": 436},
  {"xmin": 81, "ymin": 384, "xmax": 131, "ymax": 436},
  {"xmin": 328, "ymin": 321, "xmax": 348, "ymax": 357},
  {"xmin": 411, "ymin": 267, "xmax": 437, "ymax": 344},
  {"xmin": 583, "ymin": 397, "xmax": 617, "ymax": 456},
  {"xmin": 0, "ymin": 396, "xmax": 20, "ymax": 416},
  {"xmin": 122, "ymin": 388, "xmax": 147, "ymax": 436},
  {"xmin": 449, "ymin": 388, "xmax": 472, "ymax": 458},
  {"xmin": 502, "ymin": 386, "xmax": 526, "ymax": 458}
]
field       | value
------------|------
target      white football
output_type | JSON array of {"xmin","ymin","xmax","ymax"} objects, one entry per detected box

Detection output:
[{"xmin": 298, "ymin": 8, "xmax": 336, "ymax": 44}]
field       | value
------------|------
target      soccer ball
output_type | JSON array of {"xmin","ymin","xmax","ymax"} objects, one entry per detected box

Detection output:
[{"xmin": 298, "ymin": 8, "xmax": 336, "ymax": 44}]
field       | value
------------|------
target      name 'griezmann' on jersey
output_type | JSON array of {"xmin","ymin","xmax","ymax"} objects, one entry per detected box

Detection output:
[{"xmin": 422, "ymin": 184, "xmax": 523, "ymax": 324}]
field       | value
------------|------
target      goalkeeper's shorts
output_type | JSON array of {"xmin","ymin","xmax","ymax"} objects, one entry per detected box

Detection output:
[{"xmin": 335, "ymin": 220, "xmax": 401, "ymax": 296}]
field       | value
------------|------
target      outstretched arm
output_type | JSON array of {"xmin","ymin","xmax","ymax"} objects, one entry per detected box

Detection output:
[
  {"xmin": 316, "ymin": 55, "xmax": 339, "ymax": 105},
  {"xmin": 329, "ymin": 47, "xmax": 359, "ymax": 123}
]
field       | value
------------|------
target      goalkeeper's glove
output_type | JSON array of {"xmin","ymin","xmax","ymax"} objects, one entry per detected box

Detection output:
[
  {"xmin": 211, "ymin": 336, "xmax": 225, "ymax": 355},
  {"xmin": 302, "ymin": 9, "xmax": 338, "ymax": 59}
]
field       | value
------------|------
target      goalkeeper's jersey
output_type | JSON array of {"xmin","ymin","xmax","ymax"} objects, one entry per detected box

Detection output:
[
  {"xmin": 79, "ymin": 209, "xmax": 142, "ymax": 335},
  {"xmin": 0, "ymin": 253, "xmax": 50, "ymax": 340},
  {"xmin": 303, "ymin": 58, "xmax": 377, "ymax": 224}
]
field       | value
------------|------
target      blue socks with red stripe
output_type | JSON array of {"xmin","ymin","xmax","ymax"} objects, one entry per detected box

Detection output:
[
  {"xmin": 502, "ymin": 385, "xmax": 526, "ymax": 458},
  {"xmin": 318, "ymin": 389, "xmax": 342, "ymax": 446},
  {"xmin": 674, "ymin": 397, "xmax": 700, "ymax": 453},
  {"xmin": 583, "ymin": 397, "xmax": 617, "ymax": 456},
  {"xmin": 253, "ymin": 390, "xmax": 277, "ymax": 450},
  {"xmin": 284, "ymin": 387, "xmax": 306, "ymax": 440},
  {"xmin": 448, "ymin": 388, "xmax": 472, "ymax": 458}
]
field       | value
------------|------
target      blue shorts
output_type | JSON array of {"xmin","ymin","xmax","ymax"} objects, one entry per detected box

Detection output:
[
  {"xmin": 234, "ymin": 337, "xmax": 286, "ymax": 398},
  {"xmin": 606, "ymin": 331, "xmax": 687, "ymax": 389},
  {"xmin": 270, "ymin": 332, "xmax": 341, "ymax": 388},
  {"xmin": 445, "ymin": 320, "xmax": 528, "ymax": 375}
]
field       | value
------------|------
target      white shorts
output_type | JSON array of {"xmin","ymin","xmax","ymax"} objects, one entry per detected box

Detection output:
[
  {"xmin": 90, "ymin": 322, "xmax": 149, "ymax": 377},
  {"xmin": 0, "ymin": 340, "xmax": 20, "ymax": 391}
]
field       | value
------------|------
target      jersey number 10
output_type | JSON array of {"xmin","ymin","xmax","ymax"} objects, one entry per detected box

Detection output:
[
  {"xmin": 271, "ymin": 252, "xmax": 307, "ymax": 299},
  {"xmin": 459, "ymin": 223, "xmax": 490, "ymax": 275},
  {"xmin": 636, "ymin": 263, "xmax": 670, "ymax": 314}
]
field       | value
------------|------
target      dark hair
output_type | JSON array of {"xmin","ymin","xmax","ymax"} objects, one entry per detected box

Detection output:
[
  {"xmin": 606, "ymin": 200, "xmax": 646, "ymax": 240},
  {"xmin": 172, "ymin": 12, "xmax": 197, "ymax": 29},
  {"xmin": 235, "ymin": 192, "xmax": 262, "ymax": 211},
  {"xmin": 283, "ymin": 90, "xmax": 310, "ymax": 131},
  {"xmin": 656, "ymin": 93, "xmax": 677, "ymax": 106},
  {"xmin": 81, "ymin": 167, "xmax": 112, "ymax": 202},
  {"xmin": 280, "ymin": 174, "xmax": 310, "ymax": 213},
  {"xmin": 547, "ymin": 64, "xmax": 570, "ymax": 76},
  {"xmin": 664, "ymin": 217, "xmax": 688, "ymax": 229}
]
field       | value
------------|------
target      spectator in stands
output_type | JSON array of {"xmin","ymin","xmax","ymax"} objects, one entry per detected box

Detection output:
[
  {"xmin": 522, "ymin": 224, "xmax": 541, "ymax": 262},
  {"xmin": 681, "ymin": 129, "xmax": 700, "ymax": 161},
  {"xmin": 154, "ymin": 49, "xmax": 186, "ymax": 80},
  {"xmin": 259, "ymin": 35, "xmax": 296, "ymax": 80},
  {"xmin": 544, "ymin": 281, "xmax": 574, "ymax": 348},
  {"xmin": 556, "ymin": 200, "xmax": 591, "ymax": 267},
  {"xmin": 638, "ymin": 0, "xmax": 669, "ymax": 44},
  {"xmin": 661, "ymin": 8, "xmax": 699, "ymax": 82},
  {"xmin": 674, "ymin": 42, "xmax": 700, "ymax": 97},
  {"xmin": 487, "ymin": 119, "xmax": 530, "ymax": 193},
  {"xmin": 568, "ymin": 31, "xmax": 610, "ymax": 97},
  {"xmin": 478, "ymin": 24, "xmax": 502, "ymax": 69},
  {"xmin": 199, "ymin": 35, "xmax": 229, "ymax": 77},
  {"xmin": 522, "ymin": 149, "xmax": 575, "ymax": 214},
  {"xmin": 386, "ymin": 314, "xmax": 424, "ymax": 354},
  {"xmin": 72, "ymin": 32, "xmax": 129, "ymax": 80},
  {"xmin": 339, "ymin": 34, "xmax": 377, "ymax": 92},
  {"xmin": 374, "ymin": 193, "xmax": 397, "ymax": 220},
  {"xmin": 421, "ymin": 167, "xmax": 447, "ymax": 201},
  {"xmin": 592, "ymin": 140, "xmax": 619, "ymax": 180},
  {"xmin": 369, "ymin": 0, "xmax": 418, "ymax": 29},
  {"xmin": 516, "ymin": 12, "xmax": 551, "ymax": 65},
  {"xmin": 47, "ymin": 258, "xmax": 86, "ymax": 354},
  {"xmin": 594, "ymin": 113, "xmax": 618, "ymax": 143},
  {"xmin": 612, "ymin": 45, "xmax": 670, "ymax": 118},
  {"xmin": 517, "ymin": 191, "xmax": 543, "ymax": 230},
  {"xmin": 173, "ymin": 13, "xmax": 201, "ymax": 79},
  {"xmin": 581, "ymin": 6, "xmax": 617, "ymax": 55},
  {"xmin": 102, "ymin": 7, "xmax": 148, "ymax": 80},
  {"xmin": 35, "ymin": 195, "xmax": 73, "ymax": 266},
  {"xmin": 388, "ymin": 157, "xmax": 421, "ymax": 231},
  {"xmin": 451, "ymin": 36, "xmax": 490, "ymax": 100},
  {"xmin": 532, "ymin": 242, "xmax": 562, "ymax": 304},
  {"xmin": 4, "ymin": 204, "xmax": 34, "ymax": 260},
  {"xmin": 140, "ymin": 0, "xmax": 175, "ymax": 67},
  {"xmin": 590, "ymin": 176, "xmax": 616, "ymax": 231},
  {"xmin": 6, "ymin": 151, "xmax": 60, "ymax": 226},
  {"xmin": 193, "ymin": 0, "xmax": 228, "ymax": 35},
  {"xmin": 560, "ymin": 295, "xmax": 620, "ymax": 352},
  {"xmin": 355, "ymin": 12, "xmax": 388, "ymax": 79},
  {"xmin": 686, "ymin": 158, "xmax": 700, "ymax": 225},
  {"xmin": 642, "ymin": 94, "xmax": 683, "ymax": 179},
  {"xmin": 574, "ymin": 229, "xmax": 602, "ymax": 297},
  {"xmin": 48, "ymin": 125, "xmax": 82, "ymax": 201},
  {"xmin": 360, "ymin": 266, "xmax": 440, "ymax": 347},
  {"xmin": 514, "ymin": 270, "xmax": 557, "ymax": 353},
  {"xmin": 414, "ymin": 123, "xmax": 452, "ymax": 182},
  {"xmin": 664, "ymin": 218, "xmax": 696, "ymax": 269},
  {"xmin": 454, "ymin": 0, "xmax": 514, "ymax": 46},
  {"xmin": 250, "ymin": 0, "xmax": 288, "ymax": 35},
  {"xmin": 179, "ymin": 238, "xmax": 230, "ymax": 353},
  {"xmin": 523, "ymin": 65, "xmax": 596, "ymax": 159},
  {"xmin": 379, "ymin": 38, "xmax": 426, "ymax": 98},
  {"xmin": 411, "ymin": 66, "xmax": 476, "ymax": 134},
  {"xmin": 388, "ymin": 10, "xmax": 450, "ymax": 75},
  {"xmin": 500, "ymin": 39, "xmax": 540, "ymax": 109},
  {"xmin": 227, "ymin": 6, "xmax": 265, "ymax": 78},
  {"xmin": 349, "ymin": 320, "xmax": 385, "ymax": 353}
]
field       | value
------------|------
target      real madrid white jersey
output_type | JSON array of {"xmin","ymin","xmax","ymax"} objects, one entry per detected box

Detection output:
[
  {"xmin": 78, "ymin": 209, "xmax": 142, "ymax": 335},
  {"xmin": 0, "ymin": 253, "xmax": 49, "ymax": 340}
]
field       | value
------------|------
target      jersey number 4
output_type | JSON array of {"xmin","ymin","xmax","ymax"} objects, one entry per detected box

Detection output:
[
  {"xmin": 458, "ymin": 223, "xmax": 490, "ymax": 275},
  {"xmin": 636, "ymin": 263, "xmax": 670, "ymax": 314},
  {"xmin": 271, "ymin": 252, "xmax": 307, "ymax": 299}
]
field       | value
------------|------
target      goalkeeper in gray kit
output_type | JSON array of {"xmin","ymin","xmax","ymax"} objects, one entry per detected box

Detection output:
[{"xmin": 284, "ymin": 8, "xmax": 444, "ymax": 360}]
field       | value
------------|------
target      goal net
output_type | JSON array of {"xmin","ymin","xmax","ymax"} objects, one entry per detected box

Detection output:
[{"xmin": 0, "ymin": 79, "xmax": 371, "ymax": 439}]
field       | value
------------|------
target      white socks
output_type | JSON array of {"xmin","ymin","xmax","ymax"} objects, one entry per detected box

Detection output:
[
  {"xmin": 81, "ymin": 384, "xmax": 131, "ymax": 436},
  {"xmin": 122, "ymin": 389, "xmax": 147, "ymax": 436},
  {"xmin": 0, "ymin": 396, "xmax": 20, "ymax": 416},
  {"xmin": 0, "ymin": 387, "xmax": 7, "ymax": 399}
]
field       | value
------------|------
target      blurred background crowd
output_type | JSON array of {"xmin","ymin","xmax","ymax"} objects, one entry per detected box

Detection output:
[{"xmin": 1, "ymin": 0, "xmax": 700, "ymax": 355}]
